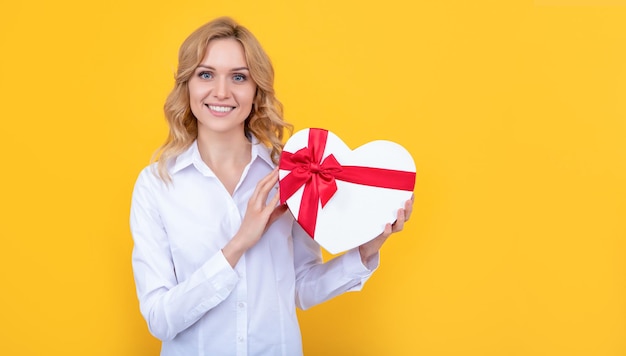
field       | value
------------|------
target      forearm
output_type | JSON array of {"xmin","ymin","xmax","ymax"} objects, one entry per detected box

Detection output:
[
  {"xmin": 135, "ymin": 251, "xmax": 239, "ymax": 341},
  {"xmin": 221, "ymin": 230, "xmax": 258, "ymax": 268},
  {"xmin": 294, "ymin": 248, "xmax": 379, "ymax": 310},
  {"xmin": 359, "ymin": 244, "xmax": 382, "ymax": 265}
]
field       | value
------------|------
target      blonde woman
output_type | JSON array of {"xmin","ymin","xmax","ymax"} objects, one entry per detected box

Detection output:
[{"xmin": 130, "ymin": 17, "xmax": 412, "ymax": 355}]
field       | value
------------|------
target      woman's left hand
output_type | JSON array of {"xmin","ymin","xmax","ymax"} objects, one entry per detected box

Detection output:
[{"xmin": 358, "ymin": 196, "xmax": 414, "ymax": 265}]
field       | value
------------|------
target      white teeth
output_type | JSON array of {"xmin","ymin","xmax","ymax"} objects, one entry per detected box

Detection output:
[{"xmin": 208, "ymin": 105, "xmax": 234, "ymax": 113}]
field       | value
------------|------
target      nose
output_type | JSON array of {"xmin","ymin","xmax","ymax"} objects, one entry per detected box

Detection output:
[{"xmin": 213, "ymin": 76, "xmax": 230, "ymax": 99}]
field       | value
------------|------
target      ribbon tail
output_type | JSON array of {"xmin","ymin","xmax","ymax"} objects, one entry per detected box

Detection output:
[
  {"xmin": 318, "ymin": 178, "xmax": 338, "ymax": 208},
  {"xmin": 279, "ymin": 172, "xmax": 308, "ymax": 205},
  {"xmin": 335, "ymin": 166, "xmax": 416, "ymax": 191},
  {"xmin": 298, "ymin": 176, "xmax": 320, "ymax": 238}
]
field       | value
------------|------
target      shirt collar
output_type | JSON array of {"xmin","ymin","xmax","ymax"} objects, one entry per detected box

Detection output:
[
  {"xmin": 250, "ymin": 136, "xmax": 275, "ymax": 168},
  {"xmin": 170, "ymin": 137, "xmax": 275, "ymax": 176},
  {"xmin": 170, "ymin": 141, "xmax": 197, "ymax": 175}
]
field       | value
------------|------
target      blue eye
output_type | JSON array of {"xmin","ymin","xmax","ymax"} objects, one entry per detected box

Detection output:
[
  {"xmin": 199, "ymin": 71, "xmax": 212, "ymax": 79},
  {"xmin": 233, "ymin": 74, "xmax": 246, "ymax": 82}
]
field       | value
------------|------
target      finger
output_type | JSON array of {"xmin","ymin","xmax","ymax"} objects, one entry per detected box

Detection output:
[
  {"xmin": 392, "ymin": 208, "xmax": 406, "ymax": 232},
  {"xmin": 258, "ymin": 168, "xmax": 279, "ymax": 191},
  {"xmin": 266, "ymin": 189, "xmax": 281, "ymax": 212},
  {"xmin": 261, "ymin": 175, "xmax": 280, "ymax": 204},
  {"xmin": 259, "ymin": 174, "xmax": 278, "ymax": 199},
  {"xmin": 250, "ymin": 169, "xmax": 279, "ymax": 205},
  {"xmin": 404, "ymin": 198, "xmax": 414, "ymax": 222},
  {"xmin": 382, "ymin": 222, "xmax": 393, "ymax": 238},
  {"xmin": 267, "ymin": 203, "xmax": 288, "ymax": 226},
  {"xmin": 263, "ymin": 194, "xmax": 284, "ymax": 230}
]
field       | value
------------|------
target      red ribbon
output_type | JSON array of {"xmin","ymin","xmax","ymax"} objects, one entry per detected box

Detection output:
[{"xmin": 279, "ymin": 128, "xmax": 416, "ymax": 238}]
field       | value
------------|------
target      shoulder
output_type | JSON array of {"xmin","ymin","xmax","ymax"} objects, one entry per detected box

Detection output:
[{"xmin": 134, "ymin": 163, "xmax": 166, "ymax": 192}]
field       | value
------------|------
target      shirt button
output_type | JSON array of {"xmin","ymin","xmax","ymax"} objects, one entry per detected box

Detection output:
[
  {"xmin": 238, "ymin": 336, "xmax": 244, "ymax": 343},
  {"xmin": 238, "ymin": 302, "xmax": 246, "ymax": 308}
]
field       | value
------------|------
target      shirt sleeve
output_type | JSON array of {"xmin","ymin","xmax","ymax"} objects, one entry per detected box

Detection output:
[
  {"xmin": 291, "ymin": 222, "xmax": 380, "ymax": 310},
  {"xmin": 130, "ymin": 168, "xmax": 239, "ymax": 341}
]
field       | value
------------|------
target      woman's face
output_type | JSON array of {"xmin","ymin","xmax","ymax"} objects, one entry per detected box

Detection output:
[{"xmin": 188, "ymin": 38, "xmax": 256, "ymax": 136}]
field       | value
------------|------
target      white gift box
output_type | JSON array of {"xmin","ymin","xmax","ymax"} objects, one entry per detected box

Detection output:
[{"xmin": 278, "ymin": 128, "xmax": 416, "ymax": 254}]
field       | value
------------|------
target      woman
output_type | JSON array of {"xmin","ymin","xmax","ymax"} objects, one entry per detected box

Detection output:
[{"xmin": 130, "ymin": 16, "xmax": 412, "ymax": 355}]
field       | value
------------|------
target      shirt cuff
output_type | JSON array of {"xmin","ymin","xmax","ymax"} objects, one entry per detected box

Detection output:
[
  {"xmin": 199, "ymin": 251, "xmax": 240, "ymax": 299},
  {"xmin": 344, "ymin": 248, "xmax": 380, "ymax": 276},
  {"xmin": 182, "ymin": 252, "xmax": 240, "ymax": 324}
]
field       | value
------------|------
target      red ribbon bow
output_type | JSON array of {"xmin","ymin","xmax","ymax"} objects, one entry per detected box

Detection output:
[{"xmin": 279, "ymin": 128, "xmax": 416, "ymax": 238}]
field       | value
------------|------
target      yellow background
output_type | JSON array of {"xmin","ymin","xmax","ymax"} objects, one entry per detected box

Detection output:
[{"xmin": 1, "ymin": 0, "xmax": 625, "ymax": 355}]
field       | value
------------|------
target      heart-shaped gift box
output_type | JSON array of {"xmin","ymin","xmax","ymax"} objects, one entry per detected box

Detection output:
[{"xmin": 278, "ymin": 128, "xmax": 416, "ymax": 254}]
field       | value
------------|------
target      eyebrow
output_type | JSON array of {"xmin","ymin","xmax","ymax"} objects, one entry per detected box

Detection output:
[{"xmin": 196, "ymin": 65, "xmax": 250, "ymax": 72}]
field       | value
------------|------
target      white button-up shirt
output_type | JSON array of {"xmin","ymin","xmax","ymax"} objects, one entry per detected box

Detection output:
[{"xmin": 130, "ymin": 139, "xmax": 379, "ymax": 356}]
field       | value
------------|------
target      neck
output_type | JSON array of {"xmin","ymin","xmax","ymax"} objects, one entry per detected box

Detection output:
[{"xmin": 196, "ymin": 129, "xmax": 251, "ymax": 170}]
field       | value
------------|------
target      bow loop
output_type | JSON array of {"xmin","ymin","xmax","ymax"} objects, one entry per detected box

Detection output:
[{"xmin": 279, "ymin": 137, "xmax": 341, "ymax": 212}]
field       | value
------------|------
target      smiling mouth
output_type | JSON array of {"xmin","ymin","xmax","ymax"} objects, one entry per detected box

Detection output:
[{"xmin": 206, "ymin": 104, "xmax": 235, "ymax": 113}]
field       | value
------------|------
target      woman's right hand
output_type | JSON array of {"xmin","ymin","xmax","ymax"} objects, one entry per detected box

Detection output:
[{"xmin": 222, "ymin": 168, "xmax": 287, "ymax": 267}]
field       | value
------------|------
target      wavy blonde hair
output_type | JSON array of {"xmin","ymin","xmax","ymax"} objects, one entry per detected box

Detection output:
[{"xmin": 153, "ymin": 17, "xmax": 292, "ymax": 182}]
